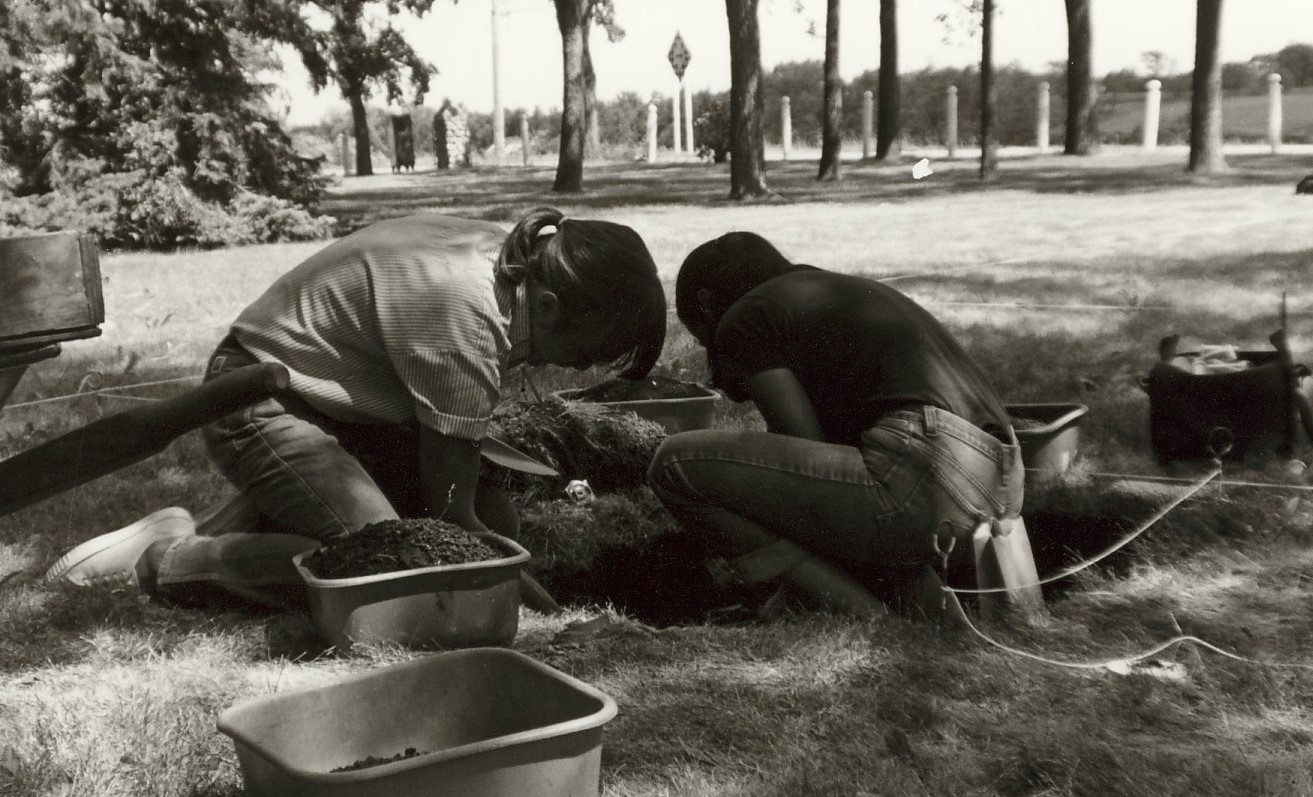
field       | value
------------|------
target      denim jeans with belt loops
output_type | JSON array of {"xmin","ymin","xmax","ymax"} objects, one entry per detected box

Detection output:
[
  {"xmin": 154, "ymin": 336, "xmax": 434, "ymax": 610},
  {"xmin": 647, "ymin": 406, "xmax": 1024, "ymax": 592}
]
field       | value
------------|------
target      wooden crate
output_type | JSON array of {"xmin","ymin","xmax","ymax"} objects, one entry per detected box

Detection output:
[{"xmin": 0, "ymin": 231, "xmax": 104, "ymax": 348}]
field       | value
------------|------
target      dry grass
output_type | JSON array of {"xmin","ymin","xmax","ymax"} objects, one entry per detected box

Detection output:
[{"xmin": 3, "ymin": 150, "xmax": 1313, "ymax": 796}]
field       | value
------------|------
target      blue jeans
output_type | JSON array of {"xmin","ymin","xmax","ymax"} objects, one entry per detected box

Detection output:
[
  {"xmin": 647, "ymin": 406, "xmax": 1023, "ymax": 596},
  {"xmin": 155, "ymin": 337, "xmax": 510, "ymax": 610}
]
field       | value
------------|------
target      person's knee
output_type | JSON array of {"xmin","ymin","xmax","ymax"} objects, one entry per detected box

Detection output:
[{"xmin": 647, "ymin": 433, "xmax": 694, "ymax": 500}]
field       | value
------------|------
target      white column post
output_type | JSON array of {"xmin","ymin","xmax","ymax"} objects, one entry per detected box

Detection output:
[
  {"xmin": 672, "ymin": 89, "xmax": 682, "ymax": 153},
  {"xmin": 1142, "ymin": 79, "xmax": 1162, "ymax": 151},
  {"xmin": 1268, "ymin": 73, "xmax": 1283, "ymax": 154},
  {"xmin": 781, "ymin": 95, "xmax": 792, "ymax": 161},
  {"xmin": 340, "ymin": 131, "xmax": 352, "ymax": 176},
  {"xmin": 520, "ymin": 114, "xmax": 530, "ymax": 167},
  {"xmin": 646, "ymin": 102, "xmax": 658, "ymax": 163},
  {"xmin": 945, "ymin": 86, "xmax": 958, "ymax": 159},
  {"xmin": 862, "ymin": 90, "xmax": 874, "ymax": 159},
  {"xmin": 1036, "ymin": 81, "xmax": 1050, "ymax": 154},
  {"xmin": 683, "ymin": 79, "xmax": 694, "ymax": 154},
  {"xmin": 490, "ymin": 0, "xmax": 505, "ymax": 162}
]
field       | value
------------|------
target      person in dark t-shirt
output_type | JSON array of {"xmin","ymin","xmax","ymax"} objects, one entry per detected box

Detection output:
[{"xmin": 648, "ymin": 232, "xmax": 1029, "ymax": 618}]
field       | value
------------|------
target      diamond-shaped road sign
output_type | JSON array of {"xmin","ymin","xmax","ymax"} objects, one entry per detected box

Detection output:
[{"xmin": 668, "ymin": 32, "xmax": 690, "ymax": 80}]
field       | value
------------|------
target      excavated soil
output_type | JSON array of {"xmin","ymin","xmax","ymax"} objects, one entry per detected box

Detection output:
[
  {"xmin": 332, "ymin": 747, "xmax": 429, "ymax": 772},
  {"xmin": 1010, "ymin": 416, "xmax": 1051, "ymax": 431},
  {"xmin": 302, "ymin": 518, "xmax": 501, "ymax": 579},
  {"xmin": 485, "ymin": 400, "xmax": 666, "ymax": 496},
  {"xmin": 571, "ymin": 376, "xmax": 709, "ymax": 402}
]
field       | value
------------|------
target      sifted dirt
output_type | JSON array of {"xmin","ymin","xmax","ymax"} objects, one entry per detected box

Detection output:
[
  {"xmin": 1010, "ymin": 416, "xmax": 1051, "ymax": 431},
  {"xmin": 301, "ymin": 518, "xmax": 501, "ymax": 579},
  {"xmin": 332, "ymin": 747, "xmax": 428, "ymax": 772},
  {"xmin": 572, "ymin": 376, "xmax": 709, "ymax": 402}
]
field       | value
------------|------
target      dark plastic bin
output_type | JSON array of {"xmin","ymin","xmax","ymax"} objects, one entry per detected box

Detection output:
[
  {"xmin": 1005, "ymin": 403, "xmax": 1089, "ymax": 477},
  {"xmin": 217, "ymin": 647, "xmax": 619, "ymax": 797},
  {"xmin": 293, "ymin": 532, "xmax": 529, "ymax": 652},
  {"xmin": 553, "ymin": 385, "xmax": 720, "ymax": 433}
]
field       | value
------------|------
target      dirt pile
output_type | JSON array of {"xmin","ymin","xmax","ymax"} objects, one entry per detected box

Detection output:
[
  {"xmin": 302, "ymin": 518, "xmax": 501, "ymax": 579},
  {"xmin": 332, "ymin": 747, "xmax": 428, "ymax": 772},
  {"xmin": 486, "ymin": 400, "xmax": 667, "ymax": 496},
  {"xmin": 572, "ymin": 376, "xmax": 709, "ymax": 402}
]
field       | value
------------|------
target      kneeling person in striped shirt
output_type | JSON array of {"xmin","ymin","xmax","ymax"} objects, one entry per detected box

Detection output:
[{"xmin": 47, "ymin": 207, "xmax": 667, "ymax": 612}]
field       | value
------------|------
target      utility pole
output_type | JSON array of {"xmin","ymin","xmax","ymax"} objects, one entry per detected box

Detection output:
[{"xmin": 491, "ymin": 0, "xmax": 506, "ymax": 162}]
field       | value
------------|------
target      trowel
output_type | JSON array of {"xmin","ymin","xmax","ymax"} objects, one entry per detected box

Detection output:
[{"xmin": 480, "ymin": 436, "xmax": 558, "ymax": 476}]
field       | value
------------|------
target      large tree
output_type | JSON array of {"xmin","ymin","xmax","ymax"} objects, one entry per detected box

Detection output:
[
  {"xmin": 552, "ymin": 0, "xmax": 588, "ymax": 192},
  {"xmin": 817, "ymin": 0, "xmax": 842, "ymax": 180},
  {"xmin": 0, "ymin": 0, "xmax": 332, "ymax": 247},
  {"xmin": 315, "ymin": 0, "xmax": 436, "ymax": 178},
  {"xmin": 1188, "ymin": 0, "xmax": 1227, "ymax": 173},
  {"xmin": 875, "ymin": 0, "xmax": 901, "ymax": 161},
  {"xmin": 979, "ymin": 0, "xmax": 997, "ymax": 177},
  {"xmin": 1063, "ymin": 0, "xmax": 1096, "ymax": 155},
  {"xmin": 726, "ymin": 0, "xmax": 770, "ymax": 198}
]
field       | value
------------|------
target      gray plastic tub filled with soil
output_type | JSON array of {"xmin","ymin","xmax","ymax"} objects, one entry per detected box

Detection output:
[
  {"xmin": 217, "ymin": 647, "xmax": 619, "ymax": 797},
  {"xmin": 294, "ymin": 519, "xmax": 529, "ymax": 652},
  {"xmin": 1006, "ymin": 403, "xmax": 1090, "ymax": 479},
  {"xmin": 554, "ymin": 375, "xmax": 720, "ymax": 433}
]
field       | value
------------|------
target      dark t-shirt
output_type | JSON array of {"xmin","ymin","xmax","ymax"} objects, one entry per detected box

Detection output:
[{"xmin": 712, "ymin": 269, "xmax": 1011, "ymax": 447}]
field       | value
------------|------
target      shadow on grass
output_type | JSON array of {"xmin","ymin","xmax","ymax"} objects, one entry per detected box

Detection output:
[{"xmin": 322, "ymin": 152, "xmax": 1313, "ymax": 233}]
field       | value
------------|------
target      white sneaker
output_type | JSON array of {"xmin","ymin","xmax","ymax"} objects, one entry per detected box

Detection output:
[{"xmin": 45, "ymin": 507, "xmax": 196, "ymax": 588}]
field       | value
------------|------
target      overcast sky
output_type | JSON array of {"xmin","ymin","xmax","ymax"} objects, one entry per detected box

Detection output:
[{"xmin": 274, "ymin": 0, "xmax": 1313, "ymax": 125}]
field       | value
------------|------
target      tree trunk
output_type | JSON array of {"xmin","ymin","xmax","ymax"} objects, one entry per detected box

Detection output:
[
  {"xmin": 1063, "ymin": 0, "xmax": 1096, "ymax": 155},
  {"xmin": 553, "ymin": 0, "xmax": 587, "ymax": 192},
  {"xmin": 979, "ymin": 0, "xmax": 998, "ymax": 178},
  {"xmin": 817, "ymin": 0, "xmax": 842, "ymax": 180},
  {"xmin": 876, "ymin": 0, "xmax": 901, "ymax": 161},
  {"xmin": 725, "ymin": 0, "xmax": 769, "ymax": 198},
  {"xmin": 583, "ymin": 27, "xmax": 601, "ymax": 159},
  {"xmin": 1188, "ymin": 0, "xmax": 1227, "ymax": 173},
  {"xmin": 348, "ymin": 88, "xmax": 373, "ymax": 177}
]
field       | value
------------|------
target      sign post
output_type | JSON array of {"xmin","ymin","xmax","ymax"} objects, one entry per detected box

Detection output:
[{"xmin": 668, "ymin": 32, "xmax": 691, "ymax": 154}]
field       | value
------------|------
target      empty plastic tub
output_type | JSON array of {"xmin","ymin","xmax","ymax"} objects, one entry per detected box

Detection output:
[
  {"xmin": 1005, "ymin": 403, "xmax": 1089, "ymax": 477},
  {"xmin": 293, "ymin": 532, "xmax": 529, "ymax": 652},
  {"xmin": 217, "ymin": 647, "xmax": 619, "ymax": 797},
  {"xmin": 553, "ymin": 384, "xmax": 720, "ymax": 433}
]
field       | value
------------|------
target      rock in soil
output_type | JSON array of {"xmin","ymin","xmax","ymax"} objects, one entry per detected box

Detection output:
[
  {"xmin": 332, "ymin": 747, "xmax": 428, "ymax": 772},
  {"xmin": 572, "ymin": 376, "xmax": 709, "ymax": 402},
  {"xmin": 302, "ymin": 518, "xmax": 500, "ymax": 580}
]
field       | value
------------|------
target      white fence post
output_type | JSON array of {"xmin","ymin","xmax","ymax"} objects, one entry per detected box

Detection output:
[
  {"xmin": 1036, "ymin": 81, "xmax": 1050, "ymax": 154},
  {"xmin": 520, "ymin": 114, "xmax": 530, "ymax": 167},
  {"xmin": 945, "ymin": 86, "xmax": 958, "ymax": 159},
  {"xmin": 646, "ymin": 102, "xmax": 658, "ymax": 163},
  {"xmin": 862, "ymin": 90, "xmax": 874, "ymax": 159},
  {"xmin": 781, "ymin": 95, "xmax": 792, "ymax": 161},
  {"xmin": 1268, "ymin": 73, "xmax": 1283, "ymax": 154},
  {"xmin": 672, "ymin": 90, "xmax": 682, "ymax": 153},
  {"xmin": 1142, "ymin": 79, "xmax": 1162, "ymax": 151}
]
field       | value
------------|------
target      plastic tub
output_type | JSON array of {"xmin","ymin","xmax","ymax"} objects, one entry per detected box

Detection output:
[
  {"xmin": 293, "ymin": 532, "xmax": 529, "ymax": 652},
  {"xmin": 1005, "ymin": 403, "xmax": 1089, "ymax": 477},
  {"xmin": 217, "ymin": 647, "xmax": 619, "ymax": 797},
  {"xmin": 553, "ymin": 384, "xmax": 721, "ymax": 434}
]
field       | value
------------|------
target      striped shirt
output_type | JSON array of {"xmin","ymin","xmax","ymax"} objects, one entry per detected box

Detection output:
[{"xmin": 230, "ymin": 214, "xmax": 530, "ymax": 440}]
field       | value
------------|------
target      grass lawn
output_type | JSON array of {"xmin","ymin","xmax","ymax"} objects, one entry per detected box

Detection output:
[{"xmin": 3, "ymin": 147, "xmax": 1313, "ymax": 796}]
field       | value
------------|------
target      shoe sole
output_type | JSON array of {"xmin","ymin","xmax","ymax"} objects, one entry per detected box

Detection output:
[{"xmin": 45, "ymin": 507, "xmax": 195, "ymax": 585}]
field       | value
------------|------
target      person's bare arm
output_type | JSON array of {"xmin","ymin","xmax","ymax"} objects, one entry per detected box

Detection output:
[
  {"xmin": 744, "ymin": 367, "xmax": 825, "ymax": 441},
  {"xmin": 417, "ymin": 426, "xmax": 488, "ymax": 532}
]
